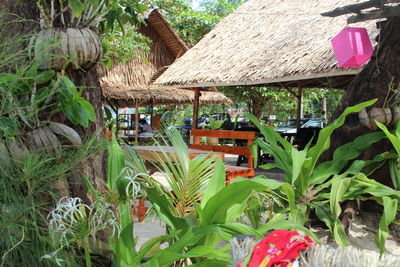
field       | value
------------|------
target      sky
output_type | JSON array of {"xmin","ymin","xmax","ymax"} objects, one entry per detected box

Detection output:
[{"xmin": 190, "ymin": 0, "xmax": 201, "ymax": 10}]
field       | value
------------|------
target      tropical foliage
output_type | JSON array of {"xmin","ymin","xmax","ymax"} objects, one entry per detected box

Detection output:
[{"xmin": 246, "ymin": 99, "xmax": 400, "ymax": 252}]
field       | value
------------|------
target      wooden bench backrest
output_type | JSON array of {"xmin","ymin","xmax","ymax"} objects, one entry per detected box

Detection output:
[{"xmin": 189, "ymin": 129, "xmax": 256, "ymax": 168}]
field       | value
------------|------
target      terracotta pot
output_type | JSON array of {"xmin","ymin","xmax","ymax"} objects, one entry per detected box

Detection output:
[
  {"xmin": 32, "ymin": 28, "xmax": 103, "ymax": 70},
  {"xmin": 131, "ymin": 200, "xmax": 148, "ymax": 222},
  {"xmin": 359, "ymin": 107, "xmax": 400, "ymax": 130},
  {"xmin": 105, "ymin": 128, "xmax": 112, "ymax": 142},
  {"xmin": 206, "ymin": 136, "xmax": 219, "ymax": 145}
]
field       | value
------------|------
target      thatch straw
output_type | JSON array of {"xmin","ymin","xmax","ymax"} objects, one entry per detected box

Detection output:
[
  {"xmin": 100, "ymin": 10, "xmax": 180, "ymax": 89},
  {"xmin": 155, "ymin": 0, "xmax": 379, "ymax": 89},
  {"xmin": 103, "ymin": 85, "xmax": 232, "ymax": 107}
]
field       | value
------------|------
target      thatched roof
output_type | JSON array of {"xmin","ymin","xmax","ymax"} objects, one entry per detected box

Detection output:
[
  {"xmin": 155, "ymin": 0, "xmax": 379, "ymax": 89},
  {"xmin": 103, "ymin": 85, "xmax": 232, "ymax": 107},
  {"xmin": 100, "ymin": 9, "xmax": 185, "ymax": 90}
]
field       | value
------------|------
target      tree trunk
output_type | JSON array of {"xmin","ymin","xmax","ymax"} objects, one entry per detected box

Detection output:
[
  {"xmin": 248, "ymin": 97, "xmax": 269, "ymax": 119},
  {"xmin": 68, "ymin": 67, "xmax": 106, "ymax": 197},
  {"xmin": 322, "ymin": 18, "xmax": 400, "ymax": 186},
  {"xmin": 7, "ymin": 0, "xmax": 107, "ymax": 198}
]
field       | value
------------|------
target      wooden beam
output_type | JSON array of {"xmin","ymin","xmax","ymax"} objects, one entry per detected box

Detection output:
[
  {"xmin": 192, "ymin": 88, "xmax": 200, "ymax": 129},
  {"xmin": 348, "ymin": 5, "xmax": 400, "ymax": 23},
  {"xmin": 279, "ymin": 82, "xmax": 298, "ymax": 98},
  {"xmin": 321, "ymin": 0, "xmax": 400, "ymax": 17},
  {"xmin": 296, "ymin": 81, "xmax": 303, "ymax": 131},
  {"xmin": 106, "ymin": 99, "xmax": 118, "ymax": 114},
  {"xmin": 135, "ymin": 100, "xmax": 140, "ymax": 143}
]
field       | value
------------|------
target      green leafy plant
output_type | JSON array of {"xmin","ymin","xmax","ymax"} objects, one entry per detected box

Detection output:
[
  {"xmin": 56, "ymin": 74, "xmax": 96, "ymax": 128},
  {"xmin": 124, "ymin": 128, "xmax": 317, "ymax": 265},
  {"xmin": 376, "ymin": 120, "xmax": 400, "ymax": 189},
  {"xmin": 208, "ymin": 115, "xmax": 224, "ymax": 130},
  {"xmin": 246, "ymin": 99, "xmax": 400, "ymax": 252},
  {"xmin": 37, "ymin": 0, "xmax": 147, "ymax": 31}
]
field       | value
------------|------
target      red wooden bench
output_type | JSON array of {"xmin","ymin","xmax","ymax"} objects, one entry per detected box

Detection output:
[{"xmin": 189, "ymin": 129, "xmax": 256, "ymax": 183}]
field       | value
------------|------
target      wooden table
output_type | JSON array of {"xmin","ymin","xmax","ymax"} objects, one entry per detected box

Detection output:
[{"xmin": 131, "ymin": 145, "xmax": 225, "ymax": 162}]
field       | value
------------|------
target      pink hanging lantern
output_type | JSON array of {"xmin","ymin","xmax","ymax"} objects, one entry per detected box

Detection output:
[{"xmin": 331, "ymin": 27, "xmax": 373, "ymax": 68}]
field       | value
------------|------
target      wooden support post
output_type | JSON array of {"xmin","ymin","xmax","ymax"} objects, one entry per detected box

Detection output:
[
  {"xmin": 268, "ymin": 101, "xmax": 274, "ymax": 126},
  {"xmin": 322, "ymin": 97, "xmax": 327, "ymax": 121},
  {"xmin": 135, "ymin": 100, "xmax": 140, "ymax": 143},
  {"xmin": 296, "ymin": 81, "xmax": 303, "ymax": 131},
  {"xmin": 192, "ymin": 88, "xmax": 200, "ymax": 129},
  {"xmin": 150, "ymin": 100, "xmax": 154, "ymax": 129}
]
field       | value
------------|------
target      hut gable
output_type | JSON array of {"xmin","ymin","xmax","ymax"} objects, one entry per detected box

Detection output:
[
  {"xmin": 100, "ymin": 9, "xmax": 186, "ymax": 88},
  {"xmin": 100, "ymin": 9, "xmax": 231, "ymax": 107},
  {"xmin": 155, "ymin": 0, "xmax": 378, "ymax": 89}
]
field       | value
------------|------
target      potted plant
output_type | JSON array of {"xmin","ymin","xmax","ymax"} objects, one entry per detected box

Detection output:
[
  {"xmin": 104, "ymin": 106, "xmax": 115, "ymax": 142},
  {"xmin": 359, "ymin": 82, "xmax": 400, "ymax": 130},
  {"xmin": 206, "ymin": 115, "xmax": 224, "ymax": 145}
]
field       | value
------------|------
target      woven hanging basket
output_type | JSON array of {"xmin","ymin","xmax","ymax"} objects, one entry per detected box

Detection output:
[
  {"xmin": 359, "ymin": 107, "xmax": 400, "ymax": 130},
  {"xmin": 32, "ymin": 28, "xmax": 103, "ymax": 70}
]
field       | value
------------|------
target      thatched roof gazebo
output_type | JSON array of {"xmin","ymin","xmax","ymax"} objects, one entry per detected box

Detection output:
[
  {"xmin": 155, "ymin": 0, "xmax": 378, "ymax": 128},
  {"xmin": 100, "ymin": 9, "xmax": 231, "ymax": 138}
]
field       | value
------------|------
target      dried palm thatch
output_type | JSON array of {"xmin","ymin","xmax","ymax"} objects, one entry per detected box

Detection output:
[
  {"xmin": 100, "ymin": 9, "xmax": 181, "ymax": 89},
  {"xmin": 155, "ymin": 0, "xmax": 379, "ymax": 89},
  {"xmin": 103, "ymin": 85, "xmax": 232, "ymax": 107},
  {"xmin": 101, "ymin": 9, "xmax": 225, "ymax": 106}
]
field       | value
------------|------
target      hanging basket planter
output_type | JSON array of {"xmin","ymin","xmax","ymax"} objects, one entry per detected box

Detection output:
[
  {"xmin": 32, "ymin": 28, "xmax": 103, "ymax": 70},
  {"xmin": 359, "ymin": 107, "xmax": 400, "ymax": 130}
]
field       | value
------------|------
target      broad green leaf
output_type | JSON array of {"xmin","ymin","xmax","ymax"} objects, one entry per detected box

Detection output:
[
  {"xmin": 250, "ymin": 142, "xmax": 258, "ymax": 168},
  {"xmin": 389, "ymin": 158, "xmax": 400, "ymax": 190},
  {"xmin": 291, "ymin": 148, "xmax": 308, "ymax": 185},
  {"xmin": 189, "ymin": 260, "xmax": 228, "ymax": 267},
  {"xmin": 259, "ymin": 164, "xmax": 277, "ymax": 170},
  {"xmin": 185, "ymin": 246, "xmax": 231, "ymax": 262},
  {"xmin": 134, "ymin": 231, "xmax": 180, "ymax": 264},
  {"xmin": 201, "ymin": 158, "xmax": 225, "ymax": 208},
  {"xmin": 375, "ymin": 197, "xmax": 398, "ymax": 254},
  {"xmin": 201, "ymin": 180, "xmax": 267, "ymax": 225},
  {"xmin": 330, "ymin": 177, "xmax": 352, "ymax": 218},
  {"xmin": 281, "ymin": 183, "xmax": 295, "ymax": 215},
  {"xmin": 376, "ymin": 120, "xmax": 400, "ymax": 156},
  {"xmin": 329, "ymin": 177, "xmax": 352, "ymax": 246},
  {"xmin": 314, "ymin": 203, "xmax": 334, "ymax": 233},
  {"xmin": 312, "ymin": 131, "xmax": 385, "ymax": 184},
  {"xmin": 332, "ymin": 219, "xmax": 349, "ymax": 246},
  {"xmin": 219, "ymin": 222, "xmax": 263, "ymax": 239},
  {"xmin": 308, "ymin": 99, "xmax": 377, "ymax": 171},
  {"xmin": 68, "ymin": 0, "xmax": 85, "ymax": 17},
  {"xmin": 256, "ymin": 219, "xmax": 319, "ymax": 243},
  {"xmin": 250, "ymin": 176, "xmax": 283, "ymax": 190},
  {"xmin": 107, "ymin": 133, "xmax": 125, "ymax": 189},
  {"xmin": 146, "ymin": 187, "xmax": 189, "ymax": 232}
]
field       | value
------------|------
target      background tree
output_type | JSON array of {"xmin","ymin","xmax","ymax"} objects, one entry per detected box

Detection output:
[{"xmin": 150, "ymin": 0, "xmax": 241, "ymax": 46}]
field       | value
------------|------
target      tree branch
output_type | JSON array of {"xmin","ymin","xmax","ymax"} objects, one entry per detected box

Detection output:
[
  {"xmin": 321, "ymin": 0, "xmax": 400, "ymax": 17},
  {"xmin": 348, "ymin": 5, "xmax": 400, "ymax": 23}
]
